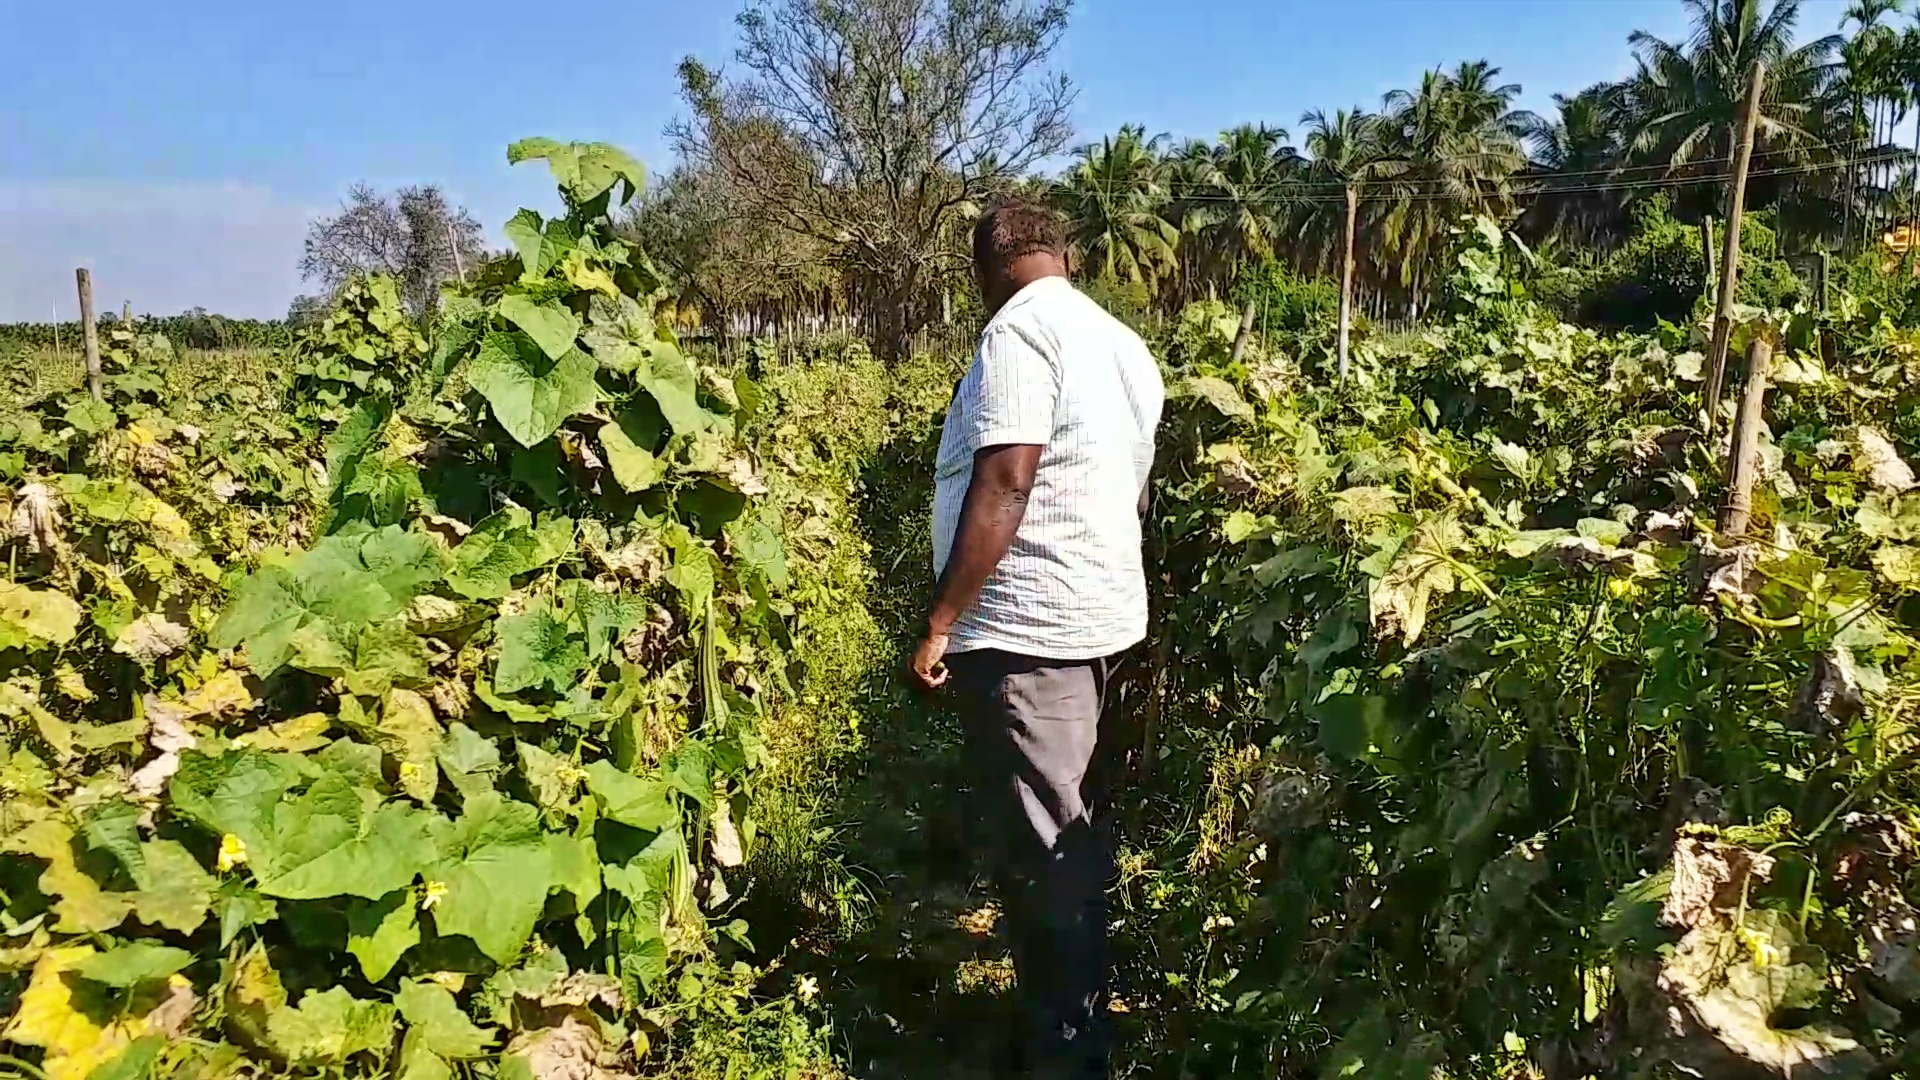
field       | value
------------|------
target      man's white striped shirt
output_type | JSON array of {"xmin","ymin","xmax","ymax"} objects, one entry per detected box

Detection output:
[{"xmin": 932, "ymin": 276, "xmax": 1165, "ymax": 660}]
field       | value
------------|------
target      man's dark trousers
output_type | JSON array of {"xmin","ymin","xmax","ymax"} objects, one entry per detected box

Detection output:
[{"xmin": 948, "ymin": 648, "xmax": 1120, "ymax": 1079}]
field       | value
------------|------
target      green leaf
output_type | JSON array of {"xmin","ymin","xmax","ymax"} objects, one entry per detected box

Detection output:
[
  {"xmin": 378, "ymin": 687, "xmax": 444, "ymax": 802},
  {"xmin": 507, "ymin": 138, "xmax": 645, "ymax": 205},
  {"xmin": 426, "ymin": 792, "xmax": 556, "ymax": 964},
  {"xmin": 395, "ymin": 1034, "xmax": 454, "ymax": 1080},
  {"xmin": 494, "ymin": 602, "xmax": 587, "ymax": 695},
  {"xmin": 1184, "ymin": 375, "xmax": 1252, "ymax": 421},
  {"xmin": 65, "ymin": 397, "xmax": 118, "ymax": 434},
  {"xmin": 255, "ymin": 774, "xmax": 436, "ymax": 900},
  {"xmin": 215, "ymin": 878, "xmax": 279, "ymax": 948},
  {"xmin": 69, "ymin": 942, "xmax": 192, "ymax": 987},
  {"xmin": 447, "ymin": 506, "xmax": 571, "ymax": 601},
  {"xmin": 665, "ymin": 533, "xmax": 716, "ymax": 610},
  {"xmin": 167, "ymin": 749, "xmax": 301, "ymax": 858},
  {"xmin": 1871, "ymin": 544, "xmax": 1920, "ymax": 589},
  {"xmin": 466, "ymin": 331, "xmax": 601, "ymax": 449},
  {"xmin": 346, "ymin": 889, "xmax": 420, "ymax": 982},
  {"xmin": 325, "ymin": 396, "xmax": 392, "ymax": 500},
  {"xmin": 439, "ymin": 722, "xmax": 502, "ymax": 777},
  {"xmin": 585, "ymin": 761, "xmax": 678, "ymax": 831},
  {"xmin": 0, "ymin": 582, "xmax": 83, "ymax": 650},
  {"xmin": 1222, "ymin": 510, "xmax": 1264, "ymax": 544},
  {"xmin": 635, "ymin": 348, "xmax": 708, "ymax": 436},
  {"xmin": 599, "ymin": 421, "xmax": 662, "ymax": 492},
  {"xmin": 213, "ymin": 527, "xmax": 446, "ymax": 676},
  {"xmin": 395, "ymin": 979, "xmax": 496, "ymax": 1058},
  {"xmin": 267, "ymin": 987, "xmax": 397, "ymax": 1066},
  {"xmin": 546, "ymin": 830, "xmax": 601, "ymax": 908},
  {"xmin": 517, "ymin": 742, "xmax": 579, "ymax": 815},
  {"xmin": 131, "ymin": 839, "xmax": 216, "ymax": 934},
  {"xmin": 502, "ymin": 210, "xmax": 545, "ymax": 274},
  {"xmin": 557, "ymin": 580, "xmax": 647, "ymax": 662},
  {"xmin": 727, "ymin": 512, "xmax": 789, "ymax": 589},
  {"xmin": 496, "ymin": 295, "xmax": 582, "ymax": 362},
  {"xmin": 84, "ymin": 1035, "xmax": 167, "ymax": 1080}
]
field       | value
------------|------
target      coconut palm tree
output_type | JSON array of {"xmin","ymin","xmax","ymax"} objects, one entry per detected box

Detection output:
[
  {"xmin": 1618, "ymin": 0, "xmax": 1844, "ymax": 235},
  {"xmin": 1521, "ymin": 85, "xmax": 1631, "ymax": 249},
  {"xmin": 1375, "ymin": 63, "xmax": 1534, "ymax": 320},
  {"xmin": 1178, "ymin": 124, "xmax": 1303, "ymax": 359},
  {"xmin": 1301, "ymin": 108, "xmax": 1387, "ymax": 380},
  {"xmin": 1053, "ymin": 125, "xmax": 1180, "ymax": 289}
]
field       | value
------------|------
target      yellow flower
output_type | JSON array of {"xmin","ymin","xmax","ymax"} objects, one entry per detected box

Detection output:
[
  {"xmin": 1737, "ymin": 924, "xmax": 1782, "ymax": 968},
  {"xmin": 796, "ymin": 975, "xmax": 819, "ymax": 1002},
  {"xmin": 217, "ymin": 834, "xmax": 248, "ymax": 872},
  {"xmin": 399, "ymin": 762, "xmax": 423, "ymax": 781},
  {"xmin": 421, "ymin": 881, "xmax": 448, "ymax": 910}
]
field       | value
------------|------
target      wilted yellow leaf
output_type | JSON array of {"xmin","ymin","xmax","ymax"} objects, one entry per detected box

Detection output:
[{"xmin": 4, "ymin": 945, "xmax": 152, "ymax": 1080}]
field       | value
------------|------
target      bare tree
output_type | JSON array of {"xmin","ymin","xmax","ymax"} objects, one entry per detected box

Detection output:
[
  {"xmin": 301, "ymin": 184, "xmax": 487, "ymax": 317},
  {"xmin": 672, "ymin": 0, "xmax": 1075, "ymax": 358}
]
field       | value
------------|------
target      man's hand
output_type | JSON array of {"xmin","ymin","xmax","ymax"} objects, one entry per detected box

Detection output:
[{"xmin": 908, "ymin": 632, "xmax": 951, "ymax": 691}]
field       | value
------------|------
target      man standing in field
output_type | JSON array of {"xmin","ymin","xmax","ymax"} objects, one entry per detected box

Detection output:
[{"xmin": 909, "ymin": 202, "xmax": 1164, "ymax": 1078}]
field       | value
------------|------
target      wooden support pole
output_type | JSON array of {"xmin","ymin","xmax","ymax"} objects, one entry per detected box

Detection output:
[
  {"xmin": 76, "ymin": 268, "xmax": 102, "ymax": 402},
  {"xmin": 1704, "ymin": 59, "xmax": 1767, "ymax": 435},
  {"xmin": 1719, "ymin": 337, "xmax": 1773, "ymax": 539},
  {"xmin": 1701, "ymin": 217, "xmax": 1716, "ymax": 306}
]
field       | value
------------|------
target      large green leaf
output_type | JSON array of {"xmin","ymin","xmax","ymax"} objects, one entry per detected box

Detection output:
[
  {"xmin": 634, "ymin": 347, "xmax": 709, "ymax": 436},
  {"xmin": 507, "ymin": 138, "xmax": 645, "ymax": 205},
  {"xmin": 493, "ymin": 602, "xmax": 587, "ymax": 694},
  {"xmin": 496, "ymin": 295, "xmax": 581, "ymax": 362},
  {"xmin": 255, "ymin": 774, "xmax": 436, "ymax": 900},
  {"xmin": 426, "ymin": 792, "xmax": 556, "ymax": 964},
  {"xmin": 267, "ymin": 987, "xmax": 397, "ymax": 1066},
  {"xmin": 0, "ymin": 582, "xmax": 83, "ymax": 650},
  {"xmin": 584, "ymin": 761, "xmax": 677, "ymax": 831},
  {"xmin": 466, "ymin": 331, "xmax": 601, "ymax": 449},
  {"xmin": 447, "ymin": 506, "xmax": 573, "ymax": 600},
  {"xmin": 132, "ymin": 839, "xmax": 216, "ymax": 933},
  {"xmin": 212, "ymin": 527, "xmax": 446, "ymax": 675},
  {"xmin": 395, "ymin": 979, "xmax": 496, "ymax": 1058},
  {"xmin": 69, "ymin": 942, "xmax": 193, "ymax": 987},
  {"xmin": 168, "ymin": 749, "xmax": 302, "ymax": 857},
  {"xmin": 346, "ymin": 889, "xmax": 420, "ymax": 982},
  {"xmin": 599, "ymin": 420, "xmax": 662, "ymax": 492}
]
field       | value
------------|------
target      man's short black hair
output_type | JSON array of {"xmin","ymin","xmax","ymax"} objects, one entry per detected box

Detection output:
[{"xmin": 972, "ymin": 200, "xmax": 1067, "ymax": 275}]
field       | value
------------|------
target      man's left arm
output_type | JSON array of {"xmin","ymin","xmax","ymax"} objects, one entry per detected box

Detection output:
[
  {"xmin": 911, "ymin": 444, "xmax": 1042, "ymax": 688},
  {"xmin": 910, "ymin": 326, "xmax": 1057, "ymax": 690}
]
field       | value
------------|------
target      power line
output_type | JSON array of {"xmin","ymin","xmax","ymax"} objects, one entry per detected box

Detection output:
[{"xmin": 1047, "ymin": 147, "xmax": 1913, "ymax": 205}]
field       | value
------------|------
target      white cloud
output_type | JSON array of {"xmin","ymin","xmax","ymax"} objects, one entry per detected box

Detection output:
[{"xmin": 0, "ymin": 180, "xmax": 317, "ymax": 322}]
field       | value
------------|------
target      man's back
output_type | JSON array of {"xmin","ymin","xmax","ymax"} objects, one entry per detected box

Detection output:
[{"xmin": 932, "ymin": 276, "xmax": 1165, "ymax": 659}]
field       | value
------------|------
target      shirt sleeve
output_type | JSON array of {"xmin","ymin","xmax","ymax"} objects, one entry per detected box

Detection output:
[{"xmin": 951, "ymin": 324, "xmax": 1058, "ymax": 453}]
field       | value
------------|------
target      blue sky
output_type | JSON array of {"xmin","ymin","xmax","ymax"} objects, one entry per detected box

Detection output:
[{"xmin": 1, "ymin": 0, "xmax": 1855, "ymax": 321}]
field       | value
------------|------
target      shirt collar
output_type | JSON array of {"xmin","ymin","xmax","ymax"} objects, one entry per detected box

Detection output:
[{"xmin": 989, "ymin": 275, "xmax": 1070, "ymax": 325}]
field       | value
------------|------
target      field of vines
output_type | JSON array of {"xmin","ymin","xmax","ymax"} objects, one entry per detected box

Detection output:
[{"xmin": 2, "ymin": 143, "xmax": 1919, "ymax": 1080}]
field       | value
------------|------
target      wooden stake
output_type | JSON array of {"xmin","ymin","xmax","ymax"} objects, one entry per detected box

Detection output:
[
  {"xmin": 446, "ymin": 220, "xmax": 467, "ymax": 284},
  {"xmin": 1700, "ymin": 217, "xmax": 1716, "ymax": 306},
  {"xmin": 1719, "ymin": 337, "xmax": 1773, "ymax": 538},
  {"xmin": 76, "ymin": 268, "xmax": 103, "ymax": 402},
  {"xmin": 1704, "ymin": 59, "xmax": 1767, "ymax": 435}
]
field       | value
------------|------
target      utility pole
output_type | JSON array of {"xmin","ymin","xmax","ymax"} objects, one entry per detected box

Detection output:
[
  {"xmin": 76, "ymin": 269, "xmax": 103, "ymax": 402},
  {"xmin": 1703, "ymin": 59, "xmax": 1767, "ymax": 436}
]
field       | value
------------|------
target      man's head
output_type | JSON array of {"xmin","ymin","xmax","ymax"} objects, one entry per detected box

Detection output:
[{"xmin": 971, "ymin": 201, "xmax": 1068, "ymax": 317}]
